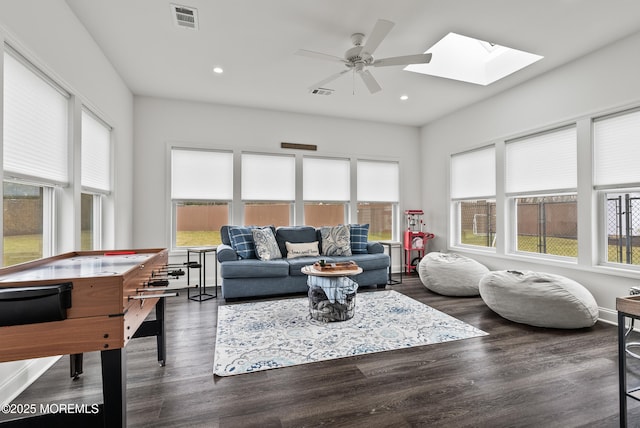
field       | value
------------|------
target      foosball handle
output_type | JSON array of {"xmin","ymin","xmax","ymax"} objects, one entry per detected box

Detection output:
[{"xmin": 168, "ymin": 269, "xmax": 185, "ymax": 277}]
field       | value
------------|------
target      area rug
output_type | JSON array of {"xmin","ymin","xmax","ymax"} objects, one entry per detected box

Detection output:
[{"xmin": 213, "ymin": 290, "xmax": 487, "ymax": 376}]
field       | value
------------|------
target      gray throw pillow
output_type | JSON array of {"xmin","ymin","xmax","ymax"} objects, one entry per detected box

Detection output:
[
  {"xmin": 252, "ymin": 227, "xmax": 282, "ymax": 261},
  {"xmin": 321, "ymin": 225, "xmax": 352, "ymax": 256}
]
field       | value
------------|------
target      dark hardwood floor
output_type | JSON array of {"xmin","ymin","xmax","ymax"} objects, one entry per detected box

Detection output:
[{"xmin": 1, "ymin": 275, "xmax": 637, "ymax": 427}]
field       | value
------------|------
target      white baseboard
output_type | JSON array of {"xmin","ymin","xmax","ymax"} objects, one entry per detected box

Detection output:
[
  {"xmin": 0, "ymin": 356, "xmax": 61, "ymax": 406},
  {"xmin": 599, "ymin": 307, "xmax": 619, "ymax": 325}
]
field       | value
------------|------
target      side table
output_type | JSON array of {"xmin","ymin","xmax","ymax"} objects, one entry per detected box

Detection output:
[
  {"xmin": 186, "ymin": 246, "xmax": 218, "ymax": 302},
  {"xmin": 379, "ymin": 241, "xmax": 402, "ymax": 285}
]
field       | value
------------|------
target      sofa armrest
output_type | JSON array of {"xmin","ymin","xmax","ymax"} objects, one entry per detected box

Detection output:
[
  {"xmin": 217, "ymin": 244, "xmax": 238, "ymax": 262},
  {"xmin": 367, "ymin": 241, "xmax": 384, "ymax": 254}
]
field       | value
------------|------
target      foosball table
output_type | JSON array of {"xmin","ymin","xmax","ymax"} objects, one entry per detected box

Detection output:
[{"xmin": 0, "ymin": 248, "xmax": 178, "ymax": 427}]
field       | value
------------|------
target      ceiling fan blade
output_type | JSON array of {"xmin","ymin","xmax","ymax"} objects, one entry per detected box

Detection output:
[
  {"xmin": 295, "ymin": 49, "xmax": 346, "ymax": 63},
  {"xmin": 359, "ymin": 70, "xmax": 382, "ymax": 94},
  {"xmin": 372, "ymin": 53, "xmax": 432, "ymax": 67},
  {"xmin": 361, "ymin": 19, "xmax": 395, "ymax": 55},
  {"xmin": 308, "ymin": 69, "xmax": 350, "ymax": 89}
]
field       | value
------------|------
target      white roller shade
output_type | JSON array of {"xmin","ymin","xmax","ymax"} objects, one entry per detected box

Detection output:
[
  {"xmin": 594, "ymin": 109, "xmax": 640, "ymax": 187},
  {"xmin": 505, "ymin": 126, "xmax": 577, "ymax": 194},
  {"xmin": 242, "ymin": 153, "xmax": 295, "ymax": 200},
  {"xmin": 357, "ymin": 160, "xmax": 399, "ymax": 202},
  {"xmin": 303, "ymin": 157, "xmax": 350, "ymax": 201},
  {"xmin": 81, "ymin": 110, "xmax": 111, "ymax": 192},
  {"xmin": 450, "ymin": 146, "xmax": 495, "ymax": 199},
  {"xmin": 3, "ymin": 51, "xmax": 69, "ymax": 184},
  {"xmin": 171, "ymin": 149, "xmax": 233, "ymax": 199}
]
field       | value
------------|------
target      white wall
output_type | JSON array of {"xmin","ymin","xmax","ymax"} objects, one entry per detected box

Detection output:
[
  {"xmin": 420, "ymin": 30, "xmax": 640, "ymax": 320},
  {"xmin": 0, "ymin": 0, "xmax": 134, "ymax": 404},
  {"xmin": 133, "ymin": 96, "xmax": 422, "ymax": 257}
]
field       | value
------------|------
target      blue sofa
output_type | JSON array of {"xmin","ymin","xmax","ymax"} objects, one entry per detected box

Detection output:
[{"xmin": 216, "ymin": 225, "xmax": 390, "ymax": 300}]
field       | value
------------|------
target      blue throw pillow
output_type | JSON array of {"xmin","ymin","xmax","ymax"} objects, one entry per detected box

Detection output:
[
  {"xmin": 227, "ymin": 226, "xmax": 257, "ymax": 259},
  {"xmin": 349, "ymin": 224, "xmax": 369, "ymax": 254}
]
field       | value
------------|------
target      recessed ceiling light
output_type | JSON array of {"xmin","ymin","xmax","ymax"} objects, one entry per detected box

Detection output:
[
  {"xmin": 213, "ymin": 67, "xmax": 224, "ymax": 74},
  {"xmin": 404, "ymin": 32, "xmax": 543, "ymax": 86},
  {"xmin": 400, "ymin": 95, "xmax": 409, "ymax": 101}
]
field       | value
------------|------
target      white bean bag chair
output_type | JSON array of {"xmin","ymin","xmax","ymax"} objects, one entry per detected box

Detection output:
[
  {"xmin": 418, "ymin": 252, "xmax": 489, "ymax": 296},
  {"xmin": 479, "ymin": 270, "xmax": 599, "ymax": 329}
]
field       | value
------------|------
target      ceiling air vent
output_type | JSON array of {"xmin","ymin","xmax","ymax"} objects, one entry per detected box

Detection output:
[
  {"xmin": 309, "ymin": 88, "xmax": 334, "ymax": 96},
  {"xmin": 170, "ymin": 4, "xmax": 199, "ymax": 30}
]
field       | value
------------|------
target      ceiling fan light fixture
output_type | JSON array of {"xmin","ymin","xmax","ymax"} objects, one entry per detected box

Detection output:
[{"xmin": 296, "ymin": 19, "xmax": 428, "ymax": 95}]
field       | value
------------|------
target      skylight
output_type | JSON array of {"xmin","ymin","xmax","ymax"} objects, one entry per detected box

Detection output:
[{"xmin": 404, "ymin": 32, "xmax": 543, "ymax": 86}]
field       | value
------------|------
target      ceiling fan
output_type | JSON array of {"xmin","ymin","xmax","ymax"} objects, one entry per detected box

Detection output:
[{"xmin": 295, "ymin": 19, "xmax": 432, "ymax": 94}]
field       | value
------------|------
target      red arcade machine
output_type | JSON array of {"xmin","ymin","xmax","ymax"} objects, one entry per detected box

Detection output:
[{"xmin": 403, "ymin": 210, "xmax": 434, "ymax": 274}]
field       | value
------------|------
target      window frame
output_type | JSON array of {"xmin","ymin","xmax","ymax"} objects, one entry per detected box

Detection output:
[
  {"xmin": 449, "ymin": 145, "xmax": 496, "ymax": 251},
  {"xmin": 2, "ymin": 180, "xmax": 54, "ymax": 266},
  {"xmin": 504, "ymin": 126, "xmax": 578, "ymax": 261},
  {"xmin": 169, "ymin": 147, "xmax": 234, "ymax": 250},
  {"xmin": 356, "ymin": 160, "xmax": 400, "ymax": 242}
]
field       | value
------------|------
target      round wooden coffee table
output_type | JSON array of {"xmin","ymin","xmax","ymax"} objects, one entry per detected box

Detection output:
[{"xmin": 302, "ymin": 263, "xmax": 362, "ymax": 322}]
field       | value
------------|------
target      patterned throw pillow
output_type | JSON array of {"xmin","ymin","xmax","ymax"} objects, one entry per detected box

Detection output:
[
  {"xmin": 227, "ymin": 226, "xmax": 257, "ymax": 259},
  {"xmin": 320, "ymin": 225, "xmax": 352, "ymax": 256},
  {"xmin": 252, "ymin": 227, "xmax": 282, "ymax": 261},
  {"xmin": 349, "ymin": 224, "xmax": 369, "ymax": 254}
]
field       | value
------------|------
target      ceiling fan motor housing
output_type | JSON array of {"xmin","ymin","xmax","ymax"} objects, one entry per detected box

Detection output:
[{"xmin": 346, "ymin": 33, "xmax": 373, "ymax": 65}]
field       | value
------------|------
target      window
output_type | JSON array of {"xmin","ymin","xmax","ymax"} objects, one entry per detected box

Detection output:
[
  {"xmin": 594, "ymin": 109, "xmax": 640, "ymax": 265},
  {"xmin": 241, "ymin": 153, "xmax": 294, "ymax": 226},
  {"xmin": 3, "ymin": 183, "xmax": 51, "ymax": 266},
  {"xmin": 514, "ymin": 195, "xmax": 578, "ymax": 256},
  {"xmin": 81, "ymin": 109, "xmax": 111, "ymax": 249},
  {"xmin": 80, "ymin": 192, "xmax": 97, "ymax": 251},
  {"xmin": 450, "ymin": 146, "xmax": 496, "ymax": 248},
  {"xmin": 357, "ymin": 160, "xmax": 399, "ymax": 241},
  {"xmin": 303, "ymin": 157, "xmax": 350, "ymax": 227},
  {"xmin": 3, "ymin": 46, "xmax": 69, "ymax": 265},
  {"xmin": 171, "ymin": 148, "xmax": 232, "ymax": 247},
  {"xmin": 505, "ymin": 126, "xmax": 577, "ymax": 258}
]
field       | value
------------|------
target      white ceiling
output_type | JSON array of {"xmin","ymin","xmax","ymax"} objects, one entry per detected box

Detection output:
[{"xmin": 65, "ymin": 0, "xmax": 640, "ymax": 127}]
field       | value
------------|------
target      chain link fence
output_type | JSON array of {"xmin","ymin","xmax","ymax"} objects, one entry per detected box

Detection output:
[
  {"xmin": 460, "ymin": 200, "xmax": 496, "ymax": 247},
  {"xmin": 515, "ymin": 195, "xmax": 578, "ymax": 257},
  {"xmin": 460, "ymin": 197, "xmax": 579, "ymax": 256},
  {"xmin": 607, "ymin": 193, "xmax": 640, "ymax": 265}
]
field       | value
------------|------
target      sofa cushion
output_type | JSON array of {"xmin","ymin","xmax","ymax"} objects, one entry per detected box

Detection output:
[
  {"xmin": 349, "ymin": 224, "xmax": 369, "ymax": 254},
  {"xmin": 220, "ymin": 225, "xmax": 232, "ymax": 246},
  {"xmin": 227, "ymin": 226, "xmax": 257, "ymax": 259},
  {"xmin": 320, "ymin": 225, "xmax": 352, "ymax": 256},
  {"xmin": 287, "ymin": 256, "xmax": 326, "ymax": 276},
  {"xmin": 252, "ymin": 227, "xmax": 282, "ymax": 261},
  {"xmin": 276, "ymin": 226, "xmax": 317, "ymax": 257},
  {"xmin": 220, "ymin": 259, "xmax": 290, "ymax": 279},
  {"xmin": 347, "ymin": 253, "xmax": 390, "ymax": 271},
  {"xmin": 285, "ymin": 241, "xmax": 320, "ymax": 258}
]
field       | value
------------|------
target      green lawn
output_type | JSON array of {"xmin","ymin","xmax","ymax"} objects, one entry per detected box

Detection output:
[
  {"xmin": 4, "ymin": 234, "xmax": 43, "ymax": 266},
  {"xmin": 462, "ymin": 231, "xmax": 640, "ymax": 263},
  {"xmin": 12, "ymin": 229, "xmax": 635, "ymax": 266},
  {"xmin": 4, "ymin": 231, "xmax": 98, "ymax": 266},
  {"xmin": 176, "ymin": 230, "xmax": 222, "ymax": 247}
]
